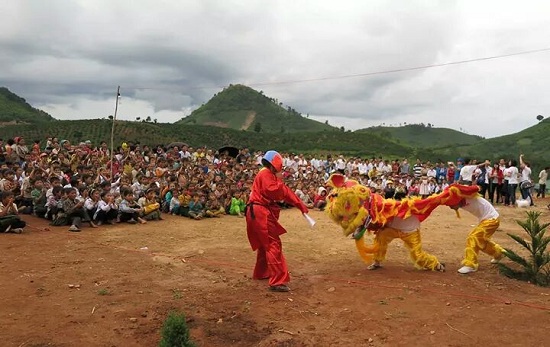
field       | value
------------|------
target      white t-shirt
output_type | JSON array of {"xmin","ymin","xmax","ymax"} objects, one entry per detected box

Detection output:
[
  {"xmin": 459, "ymin": 165, "xmax": 477, "ymax": 182},
  {"xmin": 505, "ymin": 167, "xmax": 519, "ymax": 184},
  {"xmin": 461, "ymin": 197, "xmax": 499, "ymax": 222},
  {"xmin": 520, "ymin": 166, "xmax": 531, "ymax": 183}
]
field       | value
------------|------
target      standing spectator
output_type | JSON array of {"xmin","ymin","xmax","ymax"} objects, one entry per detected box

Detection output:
[
  {"xmin": 537, "ymin": 167, "xmax": 549, "ymax": 199},
  {"xmin": 413, "ymin": 159, "xmax": 423, "ymax": 178},
  {"xmin": 400, "ymin": 159, "xmax": 410, "ymax": 176},
  {"xmin": 518, "ymin": 154, "xmax": 534, "ymax": 206},
  {"xmin": 504, "ymin": 160, "xmax": 519, "ymax": 206},
  {"xmin": 488, "ymin": 163, "xmax": 503, "ymax": 204}
]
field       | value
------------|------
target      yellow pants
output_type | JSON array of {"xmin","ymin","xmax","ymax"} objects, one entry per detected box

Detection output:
[
  {"xmin": 373, "ymin": 228, "xmax": 440, "ymax": 270},
  {"xmin": 462, "ymin": 218, "xmax": 504, "ymax": 269}
]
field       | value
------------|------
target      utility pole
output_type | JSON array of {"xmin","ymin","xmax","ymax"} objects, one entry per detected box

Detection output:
[{"xmin": 110, "ymin": 86, "xmax": 120, "ymax": 177}]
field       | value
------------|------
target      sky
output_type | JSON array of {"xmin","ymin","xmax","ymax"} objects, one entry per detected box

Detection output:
[{"xmin": 1, "ymin": 0, "xmax": 550, "ymax": 138}]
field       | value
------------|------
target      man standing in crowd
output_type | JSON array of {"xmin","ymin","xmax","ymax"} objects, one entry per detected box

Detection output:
[{"xmin": 537, "ymin": 167, "xmax": 548, "ymax": 199}]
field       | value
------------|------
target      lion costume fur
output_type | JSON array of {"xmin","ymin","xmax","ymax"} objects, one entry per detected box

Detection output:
[{"xmin": 325, "ymin": 174, "xmax": 480, "ymax": 264}]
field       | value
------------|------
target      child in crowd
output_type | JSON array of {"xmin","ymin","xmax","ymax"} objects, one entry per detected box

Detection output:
[
  {"xmin": 188, "ymin": 193, "xmax": 205, "ymax": 220},
  {"xmin": 313, "ymin": 187, "xmax": 328, "ymax": 210},
  {"xmin": 84, "ymin": 189, "xmax": 100, "ymax": 219},
  {"xmin": 140, "ymin": 188, "xmax": 162, "ymax": 221},
  {"xmin": 0, "ymin": 191, "xmax": 26, "ymax": 233},
  {"xmin": 229, "ymin": 191, "xmax": 246, "ymax": 217},
  {"xmin": 204, "ymin": 193, "xmax": 225, "ymax": 217},
  {"xmin": 119, "ymin": 189, "xmax": 146, "ymax": 224},
  {"xmin": 31, "ymin": 178, "xmax": 48, "ymax": 218},
  {"xmin": 46, "ymin": 186, "xmax": 63, "ymax": 220},
  {"xmin": 62, "ymin": 187, "xmax": 97, "ymax": 232},
  {"xmin": 94, "ymin": 192, "xmax": 118, "ymax": 225}
]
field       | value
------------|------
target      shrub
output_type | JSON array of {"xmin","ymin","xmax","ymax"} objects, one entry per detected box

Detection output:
[
  {"xmin": 159, "ymin": 311, "xmax": 196, "ymax": 347},
  {"xmin": 497, "ymin": 211, "xmax": 550, "ymax": 286}
]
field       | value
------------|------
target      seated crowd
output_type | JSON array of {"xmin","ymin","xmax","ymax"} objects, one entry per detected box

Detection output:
[{"xmin": 0, "ymin": 136, "xmax": 547, "ymax": 234}]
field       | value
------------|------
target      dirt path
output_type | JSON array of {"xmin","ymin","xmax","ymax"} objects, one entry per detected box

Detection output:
[
  {"xmin": 1, "ymin": 201, "xmax": 550, "ymax": 346},
  {"xmin": 241, "ymin": 111, "xmax": 256, "ymax": 130}
]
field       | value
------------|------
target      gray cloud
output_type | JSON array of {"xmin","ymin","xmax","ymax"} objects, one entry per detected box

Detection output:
[{"xmin": 1, "ymin": 0, "xmax": 550, "ymax": 137}]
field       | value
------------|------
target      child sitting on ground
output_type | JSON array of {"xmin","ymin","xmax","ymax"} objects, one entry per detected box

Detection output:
[
  {"xmin": 62, "ymin": 187, "xmax": 97, "ymax": 232},
  {"xmin": 46, "ymin": 186, "xmax": 63, "ymax": 220},
  {"xmin": 84, "ymin": 189, "xmax": 100, "ymax": 220},
  {"xmin": 31, "ymin": 178, "xmax": 48, "ymax": 218},
  {"xmin": 229, "ymin": 190, "xmax": 246, "ymax": 217},
  {"xmin": 313, "ymin": 187, "xmax": 328, "ymax": 210},
  {"xmin": 204, "ymin": 193, "xmax": 225, "ymax": 217},
  {"xmin": 119, "ymin": 189, "xmax": 146, "ymax": 224},
  {"xmin": 139, "ymin": 188, "xmax": 162, "ymax": 221},
  {"xmin": 94, "ymin": 192, "xmax": 118, "ymax": 225},
  {"xmin": 188, "ymin": 193, "xmax": 205, "ymax": 220},
  {"xmin": 0, "ymin": 191, "xmax": 26, "ymax": 233}
]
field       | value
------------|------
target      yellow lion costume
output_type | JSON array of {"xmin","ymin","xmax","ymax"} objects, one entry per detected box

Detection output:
[{"xmin": 325, "ymin": 174, "xmax": 479, "ymax": 271}]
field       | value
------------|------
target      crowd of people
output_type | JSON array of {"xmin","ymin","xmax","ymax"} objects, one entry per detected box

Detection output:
[{"xmin": 0, "ymin": 136, "xmax": 548, "ymax": 234}]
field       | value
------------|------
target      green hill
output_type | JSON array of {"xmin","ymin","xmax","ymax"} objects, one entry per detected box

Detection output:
[
  {"xmin": 0, "ymin": 87, "xmax": 55, "ymax": 124},
  {"xmin": 435, "ymin": 118, "xmax": 550, "ymax": 168},
  {"xmin": 177, "ymin": 84, "xmax": 336, "ymax": 133},
  {"xmin": 356, "ymin": 124, "xmax": 483, "ymax": 148},
  {"xmin": 0, "ymin": 119, "xmax": 424, "ymax": 158}
]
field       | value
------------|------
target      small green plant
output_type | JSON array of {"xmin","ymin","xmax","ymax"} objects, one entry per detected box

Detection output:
[
  {"xmin": 497, "ymin": 211, "xmax": 550, "ymax": 286},
  {"xmin": 98, "ymin": 288, "xmax": 110, "ymax": 296},
  {"xmin": 159, "ymin": 311, "xmax": 195, "ymax": 347}
]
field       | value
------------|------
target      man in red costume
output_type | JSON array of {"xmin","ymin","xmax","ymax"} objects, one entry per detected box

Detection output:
[{"xmin": 245, "ymin": 150, "xmax": 309, "ymax": 292}]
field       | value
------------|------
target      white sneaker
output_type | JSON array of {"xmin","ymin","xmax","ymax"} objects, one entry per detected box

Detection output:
[
  {"xmin": 457, "ymin": 266, "xmax": 477, "ymax": 274},
  {"xmin": 490, "ymin": 258, "xmax": 501, "ymax": 264},
  {"xmin": 11, "ymin": 228, "xmax": 23, "ymax": 234},
  {"xmin": 367, "ymin": 262, "xmax": 382, "ymax": 270}
]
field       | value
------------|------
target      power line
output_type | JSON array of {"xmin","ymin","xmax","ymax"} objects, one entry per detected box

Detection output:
[{"xmin": 125, "ymin": 46, "xmax": 550, "ymax": 92}]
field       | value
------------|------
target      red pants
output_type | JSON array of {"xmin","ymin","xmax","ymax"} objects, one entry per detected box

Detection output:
[{"xmin": 252, "ymin": 233, "xmax": 290, "ymax": 286}]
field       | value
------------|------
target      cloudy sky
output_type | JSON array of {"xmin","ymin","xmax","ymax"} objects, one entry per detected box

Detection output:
[{"xmin": 1, "ymin": 0, "xmax": 550, "ymax": 138}]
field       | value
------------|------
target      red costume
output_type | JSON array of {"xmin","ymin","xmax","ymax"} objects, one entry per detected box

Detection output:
[{"xmin": 246, "ymin": 161, "xmax": 308, "ymax": 288}]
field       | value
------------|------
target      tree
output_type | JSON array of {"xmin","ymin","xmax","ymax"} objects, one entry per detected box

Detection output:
[
  {"xmin": 153, "ymin": 119, "xmax": 158, "ymax": 124},
  {"xmin": 497, "ymin": 211, "xmax": 550, "ymax": 287},
  {"xmin": 136, "ymin": 117, "xmax": 141, "ymax": 121},
  {"xmin": 108, "ymin": 115, "xmax": 113, "ymax": 120},
  {"xmin": 254, "ymin": 122, "xmax": 262, "ymax": 133},
  {"xmin": 325, "ymin": 120, "xmax": 329, "ymax": 125},
  {"xmin": 159, "ymin": 311, "xmax": 196, "ymax": 347},
  {"xmin": 537, "ymin": 115, "xmax": 544, "ymax": 121},
  {"xmin": 340, "ymin": 126, "xmax": 345, "ymax": 132},
  {"xmin": 146, "ymin": 116, "xmax": 151, "ymax": 122}
]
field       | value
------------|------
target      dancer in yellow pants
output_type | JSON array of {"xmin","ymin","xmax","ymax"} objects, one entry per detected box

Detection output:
[
  {"xmin": 450, "ymin": 196, "xmax": 505, "ymax": 274},
  {"xmin": 368, "ymin": 216, "xmax": 444, "ymax": 271}
]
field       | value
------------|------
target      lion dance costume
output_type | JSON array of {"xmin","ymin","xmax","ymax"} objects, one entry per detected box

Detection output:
[
  {"xmin": 325, "ymin": 174, "xmax": 480, "ymax": 271},
  {"xmin": 245, "ymin": 150, "xmax": 309, "ymax": 292}
]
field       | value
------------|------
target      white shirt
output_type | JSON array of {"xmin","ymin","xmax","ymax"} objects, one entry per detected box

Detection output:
[
  {"xmin": 459, "ymin": 165, "xmax": 477, "ymax": 182},
  {"xmin": 520, "ymin": 166, "xmax": 531, "ymax": 182},
  {"xmin": 539, "ymin": 170, "xmax": 548, "ymax": 185},
  {"xmin": 505, "ymin": 167, "xmax": 519, "ymax": 184},
  {"xmin": 461, "ymin": 197, "xmax": 499, "ymax": 222}
]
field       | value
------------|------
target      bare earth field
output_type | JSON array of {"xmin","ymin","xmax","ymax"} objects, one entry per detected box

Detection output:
[{"xmin": 1, "ymin": 199, "xmax": 550, "ymax": 347}]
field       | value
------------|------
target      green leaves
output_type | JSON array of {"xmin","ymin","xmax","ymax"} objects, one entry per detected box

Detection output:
[{"xmin": 498, "ymin": 211, "xmax": 550, "ymax": 287}]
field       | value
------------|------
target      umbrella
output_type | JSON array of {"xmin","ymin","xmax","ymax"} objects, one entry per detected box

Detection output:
[
  {"xmin": 218, "ymin": 146, "xmax": 239, "ymax": 158},
  {"xmin": 167, "ymin": 142, "xmax": 188, "ymax": 149}
]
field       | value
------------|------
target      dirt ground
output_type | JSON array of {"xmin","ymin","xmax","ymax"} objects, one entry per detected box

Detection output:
[{"xmin": 1, "ymin": 199, "xmax": 550, "ymax": 347}]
